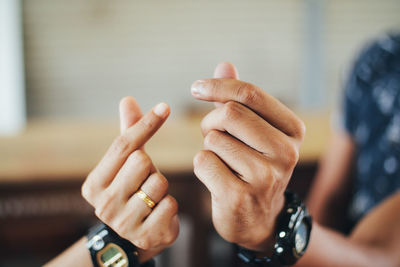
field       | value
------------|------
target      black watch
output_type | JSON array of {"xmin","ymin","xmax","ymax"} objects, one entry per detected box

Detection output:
[
  {"xmin": 237, "ymin": 190, "xmax": 312, "ymax": 266},
  {"xmin": 86, "ymin": 222, "xmax": 155, "ymax": 267}
]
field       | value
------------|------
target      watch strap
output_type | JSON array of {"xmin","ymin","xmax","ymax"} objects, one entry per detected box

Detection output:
[
  {"xmin": 236, "ymin": 190, "xmax": 312, "ymax": 267},
  {"xmin": 87, "ymin": 222, "xmax": 141, "ymax": 267},
  {"xmin": 237, "ymin": 245, "xmax": 282, "ymax": 267},
  {"xmin": 140, "ymin": 259, "xmax": 156, "ymax": 267}
]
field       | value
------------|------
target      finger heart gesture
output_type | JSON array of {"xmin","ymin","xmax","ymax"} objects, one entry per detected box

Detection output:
[
  {"xmin": 191, "ymin": 63, "xmax": 305, "ymax": 252},
  {"xmin": 82, "ymin": 98, "xmax": 179, "ymax": 263}
]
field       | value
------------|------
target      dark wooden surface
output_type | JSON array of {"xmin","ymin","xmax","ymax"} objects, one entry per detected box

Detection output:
[
  {"xmin": 0, "ymin": 116, "xmax": 326, "ymax": 266},
  {"xmin": 0, "ymin": 163, "xmax": 318, "ymax": 267},
  {"xmin": 0, "ymin": 171, "xmax": 214, "ymax": 267}
]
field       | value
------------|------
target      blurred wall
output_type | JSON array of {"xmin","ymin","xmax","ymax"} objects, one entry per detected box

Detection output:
[
  {"xmin": 324, "ymin": 0, "xmax": 400, "ymax": 109},
  {"xmin": 22, "ymin": 0, "xmax": 400, "ymax": 119}
]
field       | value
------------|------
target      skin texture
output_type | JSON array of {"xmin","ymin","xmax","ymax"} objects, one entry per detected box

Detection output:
[
  {"xmin": 191, "ymin": 62, "xmax": 306, "ymax": 252},
  {"xmin": 296, "ymin": 193, "xmax": 400, "ymax": 267},
  {"xmin": 194, "ymin": 63, "xmax": 400, "ymax": 266},
  {"xmin": 47, "ymin": 62, "xmax": 400, "ymax": 266},
  {"xmin": 46, "ymin": 99, "xmax": 179, "ymax": 266},
  {"xmin": 44, "ymin": 237, "xmax": 91, "ymax": 267}
]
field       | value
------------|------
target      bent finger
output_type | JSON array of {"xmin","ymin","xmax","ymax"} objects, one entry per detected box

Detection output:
[
  {"xmin": 201, "ymin": 101, "xmax": 291, "ymax": 157},
  {"xmin": 203, "ymin": 130, "xmax": 272, "ymax": 185},
  {"xmin": 108, "ymin": 150, "xmax": 153, "ymax": 201},
  {"xmin": 191, "ymin": 79, "xmax": 305, "ymax": 139},
  {"xmin": 138, "ymin": 172, "xmax": 169, "ymax": 206},
  {"xmin": 213, "ymin": 62, "xmax": 239, "ymax": 108},
  {"xmin": 89, "ymin": 102, "xmax": 170, "ymax": 188},
  {"xmin": 142, "ymin": 195, "xmax": 179, "ymax": 247},
  {"xmin": 193, "ymin": 150, "xmax": 245, "ymax": 199},
  {"xmin": 119, "ymin": 96, "xmax": 143, "ymax": 133}
]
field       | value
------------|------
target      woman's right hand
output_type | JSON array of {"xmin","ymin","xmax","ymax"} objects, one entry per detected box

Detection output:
[{"xmin": 81, "ymin": 97, "xmax": 179, "ymax": 263}]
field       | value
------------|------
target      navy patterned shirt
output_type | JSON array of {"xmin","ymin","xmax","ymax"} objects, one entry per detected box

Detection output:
[{"xmin": 341, "ymin": 33, "xmax": 400, "ymax": 224}]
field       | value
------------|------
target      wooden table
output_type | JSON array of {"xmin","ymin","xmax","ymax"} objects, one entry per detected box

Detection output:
[{"xmin": 0, "ymin": 112, "xmax": 331, "ymax": 182}]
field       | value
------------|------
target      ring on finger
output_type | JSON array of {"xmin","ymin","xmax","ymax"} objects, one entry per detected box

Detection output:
[{"xmin": 136, "ymin": 189, "xmax": 156, "ymax": 209}]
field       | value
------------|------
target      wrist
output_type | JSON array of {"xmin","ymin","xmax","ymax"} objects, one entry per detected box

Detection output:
[
  {"xmin": 86, "ymin": 222, "xmax": 155, "ymax": 267},
  {"xmin": 261, "ymin": 194, "xmax": 286, "ymax": 255},
  {"xmin": 236, "ymin": 190, "xmax": 312, "ymax": 266},
  {"xmin": 241, "ymin": 192, "xmax": 285, "ymax": 255},
  {"xmin": 137, "ymin": 248, "xmax": 162, "ymax": 264}
]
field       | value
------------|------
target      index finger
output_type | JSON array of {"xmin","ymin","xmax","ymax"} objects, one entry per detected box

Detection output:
[
  {"xmin": 89, "ymin": 102, "xmax": 170, "ymax": 188},
  {"xmin": 191, "ymin": 79, "xmax": 305, "ymax": 139}
]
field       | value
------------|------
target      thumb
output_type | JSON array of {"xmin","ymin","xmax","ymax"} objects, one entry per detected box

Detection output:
[
  {"xmin": 213, "ymin": 62, "xmax": 239, "ymax": 107},
  {"xmin": 119, "ymin": 96, "xmax": 143, "ymax": 134},
  {"xmin": 213, "ymin": 62, "xmax": 239, "ymax": 79}
]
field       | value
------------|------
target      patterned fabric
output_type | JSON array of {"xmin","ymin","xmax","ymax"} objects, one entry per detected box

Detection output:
[{"xmin": 342, "ymin": 33, "xmax": 400, "ymax": 225}]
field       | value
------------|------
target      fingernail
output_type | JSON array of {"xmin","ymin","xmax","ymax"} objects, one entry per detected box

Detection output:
[
  {"xmin": 191, "ymin": 80, "xmax": 206, "ymax": 96},
  {"xmin": 153, "ymin": 102, "xmax": 169, "ymax": 118}
]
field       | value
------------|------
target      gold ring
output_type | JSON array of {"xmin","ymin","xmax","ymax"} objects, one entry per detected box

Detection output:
[{"xmin": 136, "ymin": 189, "xmax": 155, "ymax": 209}]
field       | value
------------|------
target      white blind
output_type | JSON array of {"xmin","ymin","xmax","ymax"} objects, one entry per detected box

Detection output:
[{"xmin": 0, "ymin": 0, "xmax": 25, "ymax": 135}]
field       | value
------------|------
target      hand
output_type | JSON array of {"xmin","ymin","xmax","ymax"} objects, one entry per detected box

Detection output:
[
  {"xmin": 191, "ymin": 63, "xmax": 305, "ymax": 253},
  {"xmin": 81, "ymin": 97, "xmax": 179, "ymax": 263}
]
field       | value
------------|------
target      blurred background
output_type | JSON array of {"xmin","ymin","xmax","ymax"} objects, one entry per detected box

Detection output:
[{"xmin": 0, "ymin": 0, "xmax": 399, "ymax": 266}]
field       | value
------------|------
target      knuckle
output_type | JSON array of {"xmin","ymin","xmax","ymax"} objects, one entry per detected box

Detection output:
[
  {"xmin": 164, "ymin": 232, "xmax": 178, "ymax": 246},
  {"xmin": 135, "ymin": 237, "xmax": 151, "ymax": 250},
  {"xmin": 153, "ymin": 173, "xmax": 169, "ymax": 192},
  {"xmin": 293, "ymin": 119, "xmax": 306, "ymax": 140},
  {"xmin": 81, "ymin": 176, "xmax": 103, "ymax": 205},
  {"xmin": 284, "ymin": 143, "xmax": 299, "ymax": 169},
  {"xmin": 274, "ymin": 138, "xmax": 299, "ymax": 171},
  {"xmin": 94, "ymin": 206, "xmax": 108, "ymax": 222},
  {"xmin": 81, "ymin": 181, "xmax": 93, "ymax": 203},
  {"xmin": 223, "ymin": 101, "xmax": 242, "ymax": 121},
  {"xmin": 128, "ymin": 150, "xmax": 151, "ymax": 167},
  {"xmin": 163, "ymin": 195, "xmax": 179, "ymax": 215},
  {"xmin": 236, "ymin": 82, "xmax": 259, "ymax": 105},
  {"xmin": 193, "ymin": 150, "xmax": 210, "ymax": 169},
  {"xmin": 204, "ymin": 130, "xmax": 222, "ymax": 148},
  {"xmin": 200, "ymin": 116, "xmax": 208, "ymax": 135}
]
